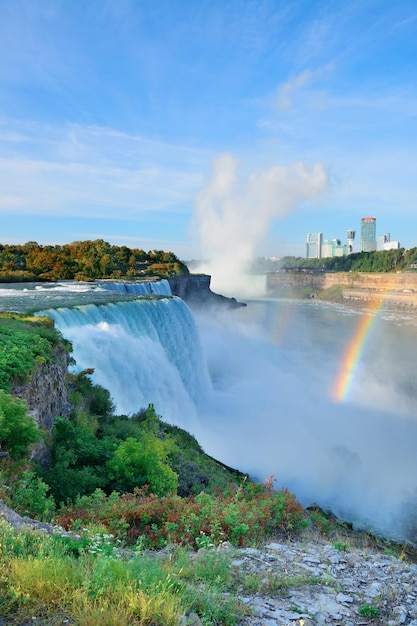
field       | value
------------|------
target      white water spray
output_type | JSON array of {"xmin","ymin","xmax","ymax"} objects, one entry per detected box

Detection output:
[{"xmin": 192, "ymin": 153, "xmax": 327, "ymax": 295}]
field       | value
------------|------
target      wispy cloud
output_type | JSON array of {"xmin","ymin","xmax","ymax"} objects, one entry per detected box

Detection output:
[
  {"xmin": 277, "ymin": 70, "xmax": 314, "ymax": 110},
  {"xmin": 0, "ymin": 119, "xmax": 209, "ymax": 218},
  {"xmin": 276, "ymin": 65, "xmax": 333, "ymax": 110}
]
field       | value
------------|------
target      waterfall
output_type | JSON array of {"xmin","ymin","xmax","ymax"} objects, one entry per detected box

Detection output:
[
  {"xmin": 39, "ymin": 297, "xmax": 209, "ymax": 426},
  {"xmin": 98, "ymin": 279, "xmax": 172, "ymax": 296}
]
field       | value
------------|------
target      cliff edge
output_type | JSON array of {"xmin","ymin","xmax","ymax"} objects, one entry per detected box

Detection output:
[{"xmin": 168, "ymin": 274, "xmax": 246, "ymax": 309}]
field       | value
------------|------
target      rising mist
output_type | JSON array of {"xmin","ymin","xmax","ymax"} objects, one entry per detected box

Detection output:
[{"xmin": 192, "ymin": 153, "xmax": 327, "ymax": 295}]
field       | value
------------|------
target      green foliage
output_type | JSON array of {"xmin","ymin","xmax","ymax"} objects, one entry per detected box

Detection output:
[
  {"xmin": 333, "ymin": 541, "xmax": 350, "ymax": 552},
  {"xmin": 0, "ymin": 314, "xmax": 63, "ymax": 392},
  {"xmin": 5, "ymin": 471, "xmax": 55, "ymax": 522},
  {"xmin": 69, "ymin": 370, "xmax": 115, "ymax": 430},
  {"xmin": 358, "ymin": 603, "xmax": 381, "ymax": 618},
  {"xmin": 0, "ymin": 239, "xmax": 189, "ymax": 282},
  {"xmin": 40, "ymin": 390, "xmax": 243, "ymax": 505},
  {"xmin": 56, "ymin": 478, "xmax": 306, "ymax": 550},
  {"xmin": 38, "ymin": 417, "xmax": 114, "ymax": 503},
  {"xmin": 308, "ymin": 509, "xmax": 335, "ymax": 536},
  {"xmin": 163, "ymin": 421, "xmax": 246, "ymax": 496},
  {"xmin": 279, "ymin": 247, "xmax": 412, "ymax": 273},
  {"xmin": 107, "ymin": 435, "xmax": 178, "ymax": 496},
  {"xmin": 0, "ymin": 390, "xmax": 40, "ymax": 458}
]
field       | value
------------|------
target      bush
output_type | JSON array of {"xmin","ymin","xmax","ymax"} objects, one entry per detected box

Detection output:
[
  {"xmin": 107, "ymin": 436, "xmax": 178, "ymax": 496},
  {"xmin": 0, "ymin": 315, "xmax": 62, "ymax": 392},
  {"xmin": 6, "ymin": 471, "xmax": 55, "ymax": 522},
  {"xmin": 0, "ymin": 390, "xmax": 40, "ymax": 458},
  {"xmin": 56, "ymin": 478, "xmax": 306, "ymax": 550}
]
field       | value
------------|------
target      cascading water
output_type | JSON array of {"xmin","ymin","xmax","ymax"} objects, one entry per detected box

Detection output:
[
  {"xmin": 98, "ymin": 279, "xmax": 172, "ymax": 296},
  {"xmin": 39, "ymin": 297, "xmax": 210, "ymax": 428}
]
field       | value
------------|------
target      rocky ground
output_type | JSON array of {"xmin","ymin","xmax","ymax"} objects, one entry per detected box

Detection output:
[
  {"xmin": 2, "ymin": 501, "xmax": 417, "ymax": 625},
  {"xmin": 225, "ymin": 535, "xmax": 417, "ymax": 626}
]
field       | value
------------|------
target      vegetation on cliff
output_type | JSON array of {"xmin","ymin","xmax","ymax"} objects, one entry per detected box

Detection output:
[
  {"xmin": 0, "ymin": 313, "xmax": 67, "ymax": 392},
  {"xmin": 0, "ymin": 314, "xmax": 70, "ymax": 462},
  {"xmin": 0, "ymin": 239, "xmax": 189, "ymax": 282},
  {"xmin": 274, "ymin": 246, "xmax": 417, "ymax": 273}
]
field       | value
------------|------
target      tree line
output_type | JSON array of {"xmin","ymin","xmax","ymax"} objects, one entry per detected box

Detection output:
[
  {"xmin": 0, "ymin": 239, "xmax": 189, "ymax": 282},
  {"xmin": 277, "ymin": 247, "xmax": 417, "ymax": 273}
]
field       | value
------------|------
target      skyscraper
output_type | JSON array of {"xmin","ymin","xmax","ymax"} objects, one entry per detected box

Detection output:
[
  {"xmin": 306, "ymin": 232, "xmax": 323, "ymax": 258},
  {"xmin": 346, "ymin": 229, "xmax": 356, "ymax": 253},
  {"xmin": 360, "ymin": 217, "xmax": 376, "ymax": 252}
]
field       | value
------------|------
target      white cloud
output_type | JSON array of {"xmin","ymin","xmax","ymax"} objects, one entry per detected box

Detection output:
[
  {"xmin": 0, "ymin": 119, "xmax": 209, "ymax": 218},
  {"xmin": 277, "ymin": 70, "xmax": 314, "ymax": 110},
  {"xmin": 276, "ymin": 64, "xmax": 333, "ymax": 110}
]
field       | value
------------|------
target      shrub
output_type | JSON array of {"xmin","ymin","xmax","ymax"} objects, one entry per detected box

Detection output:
[
  {"xmin": 0, "ymin": 390, "xmax": 40, "ymax": 458},
  {"xmin": 6, "ymin": 471, "xmax": 55, "ymax": 522},
  {"xmin": 358, "ymin": 603, "xmax": 380, "ymax": 618},
  {"xmin": 56, "ymin": 477, "xmax": 306, "ymax": 550},
  {"xmin": 0, "ymin": 315, "xmax": 61, "ymax": 392},
  {"xmin": 106, "ymin": 436, "xmax": 178, "ymax": 496}
]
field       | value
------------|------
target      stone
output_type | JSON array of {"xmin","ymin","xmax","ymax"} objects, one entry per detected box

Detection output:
[{"xmin": 336, "ymin": 592, "xmax": 354, "ymax": 603}]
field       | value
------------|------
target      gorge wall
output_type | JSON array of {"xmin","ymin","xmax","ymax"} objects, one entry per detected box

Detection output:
[{"xmin": 267, "ymin": 271, "xmax": 417, "ymax": 306}]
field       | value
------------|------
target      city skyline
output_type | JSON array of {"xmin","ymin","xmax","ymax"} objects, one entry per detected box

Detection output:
[
  {"xmin": 306, "ymin": 215, "xmax": 401, "ymax": 259},
  {"xmin": 0, "ymin": 1, "xmax": 417, "ymax": 264}
]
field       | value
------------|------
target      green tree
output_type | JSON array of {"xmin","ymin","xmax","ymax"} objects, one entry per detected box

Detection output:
[
  {"xmin": 107, "ymin": 435, "xmax": 178, "ymax": 496},
  {"xmin": 0, "ymin": 390, "xmax": 40, "ymax": 458}
]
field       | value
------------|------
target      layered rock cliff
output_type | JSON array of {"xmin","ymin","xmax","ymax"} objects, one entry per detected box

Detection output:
[
  {"xmin": 267, "ymin": 271, "xmax": 417, "ymax": 306},
  {"xmin": 168, "ymin": 274, "xmax": 245, "ymax": 308},
  {"xmin": 11, "ymin": 344, "xmax": 72, "ymax": 432}
]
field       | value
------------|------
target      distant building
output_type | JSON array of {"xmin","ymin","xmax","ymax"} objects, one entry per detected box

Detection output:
[
  {"xmin": 321, "ymin": 238, "xmax": 350, "ymax": 258},
  {"xmin": 384, "ymin": 241, "xmax": 400, "ymax": 250},
  {"xmin": 306, "ymin": 232, "xmax": 323, "ymax": 259},
  {"xmin": 361, "ymin": 217, "xmax": 376, "ymax": 252},
  {"xmin": 346, "ymin": 229, "xmax": 356, "ymax": 253},
  {"xmin": 378, "ymin": 233, "xmax": 400, "ymax": 251}
]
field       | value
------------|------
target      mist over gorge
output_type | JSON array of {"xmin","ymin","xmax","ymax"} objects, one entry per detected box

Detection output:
[{"xmin": 192, "ymin": 153, "xmax": 327, "ymax": 295}]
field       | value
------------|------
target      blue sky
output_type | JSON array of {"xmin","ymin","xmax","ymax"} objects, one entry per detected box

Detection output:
[{"xmin": 0, "ymin": 0, "xmax": 416, "ymax": 261}]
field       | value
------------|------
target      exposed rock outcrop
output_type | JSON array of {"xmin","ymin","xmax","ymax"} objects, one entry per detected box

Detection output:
[
  {"xmin": 0, "ymin": 500, "xmax": 55, "ymax": 534},
  {"xmin": 227, "ymin": 537, "xmax": 417, "ymax": 626},
  {"xmin": 11, "ymin": 345, "xmax": 72, "ymax": 432},
  {"xmin": 168, "ymin": 274, "xmax": 246, "ymax": 309},
  {"xmin": 267, "ymin": 271, "xmax": 417, "ymax": 306},
  {"xmin": 10, "ymin": 344, "xmax": 72, "ymax": 463}
]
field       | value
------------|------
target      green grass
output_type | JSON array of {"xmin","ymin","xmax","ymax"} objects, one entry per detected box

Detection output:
[{"xmin": 0, "ymin": 519, "xmax": 249, "ymax": 625}]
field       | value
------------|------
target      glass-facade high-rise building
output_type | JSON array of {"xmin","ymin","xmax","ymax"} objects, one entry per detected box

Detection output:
[
  {"xmin": 360, "ymin": 217, "xmax": 376, "ymax": 252},
  {"xmin": 306, "ymin": 232, "xmax": 323, "ymax": 258}
]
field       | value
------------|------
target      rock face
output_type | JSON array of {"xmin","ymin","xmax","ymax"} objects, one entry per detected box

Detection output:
[
  {"xmin": 267, "ymin": 271, "xmax": 417, "ymax": 306},
  {"xmin": 226, "ymin": 537, "xmax": 417, "ymax": 626},
  {"xmin": 11, "ymin": 345, "xmax": 72, "ymax": 432},
  {"xmin": 168, "ymin": 274, "xmax": 246, "ymax": 309},
  {"xmin": 10, "ymin": 344, "xmax": 72, "ymax": 463}
]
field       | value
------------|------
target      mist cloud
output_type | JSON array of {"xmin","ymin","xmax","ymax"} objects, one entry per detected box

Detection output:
[{"xmin": 193, "ymin": 153, "xmax": 327, "ymax": 293}]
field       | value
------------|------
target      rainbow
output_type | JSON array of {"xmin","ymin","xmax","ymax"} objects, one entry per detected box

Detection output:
[{"xmin": 332, "ymin": 297, "xmax": 385, "ymax": 403}]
